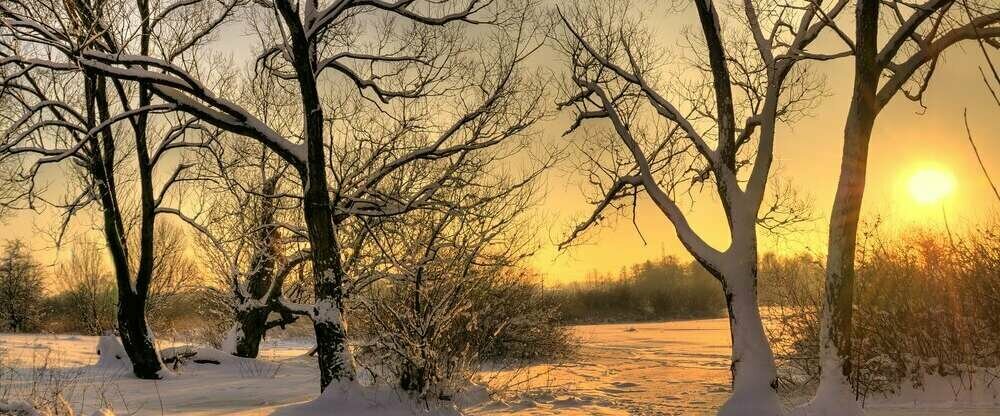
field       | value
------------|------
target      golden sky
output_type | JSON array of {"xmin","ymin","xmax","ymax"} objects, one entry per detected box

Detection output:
[
  {"xmin": 520, "ymin": 4, "xmax": 999, "ymax": 283},
  {"xmin": 2, "ymin": 5, "xmax": 998, "ymax": 285},
  {"xmin": 526, "ymin": 50, "xmax": 999, "ymax": 282}
]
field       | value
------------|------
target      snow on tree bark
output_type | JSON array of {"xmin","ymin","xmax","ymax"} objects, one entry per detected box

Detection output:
[
  {"xmin": 802, "ymin": 1, "xmax": 999, "ymax": 414},
  {"xmin": 717, "ymin": 265, "xmax": 781, "ymax": 416},
  {"xmin": 554, "ymin": 1, "xmax": 855, "ymax": 414}
]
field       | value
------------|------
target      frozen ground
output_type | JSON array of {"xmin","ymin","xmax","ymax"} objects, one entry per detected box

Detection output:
[{"xmin": 1, "ymin": 319, "xmax": 997, "ymax": 415}]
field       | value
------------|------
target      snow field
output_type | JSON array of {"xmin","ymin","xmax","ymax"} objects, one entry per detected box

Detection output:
[{"xmin": 1, "ymin": 319, "xmax": 997, "ymax": 415}]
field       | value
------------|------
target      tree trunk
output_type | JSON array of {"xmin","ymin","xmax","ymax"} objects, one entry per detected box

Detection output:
[
  {"xmin": 716, "ymin": 264, "xmax": 782, "ymax": 416},
  {"xmin": 803, "ymin": 103, "xmax": 877, "ymax": 416},
  {"xmin": 303, "ymin": 181, "xmax": 357, "ymax": 388},
  {"xmin": 226, "ymin": 306, "xmax": 270, "ymax": 358},
  {"xmin": 312, "ymin": 298, "xmax": 356, "ymax": 389},
  {"xmin": 298, "ymin": 118, "xmax": 356, "ymax": 388},
  {"xmin": 86, "ymin": 73, "xmax": 164, "ymax": 380},
  {"xmin": 805, "ymin": 2, "xmax": 881, "ymax": 413},
  {"xmin": 228, "ymin": 185, "xmax": 280, "ymax": 359},
  {"xmin": 271, "ymin": 0, "xmax": 357, "ymax": 390},
  {"xmin": 117, "ymin": 292, "xmax": 163, "ymax": 379},
  {"xmin": 298, "ymin": 99, "xmax": 357, "ymax": 389}
]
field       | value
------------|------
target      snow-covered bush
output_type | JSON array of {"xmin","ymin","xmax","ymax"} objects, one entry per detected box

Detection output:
[
  {"xmin": 469, "ymin": 270, "xmax": 573, "ymax": 362},
  {"xmin": 766, "ymin": 220, "xmax": 1000, "ymax": 400},
  {"xmin": 351, "ymin": 189, "xmax": 572, "ymax": 400},
  {"xmin": 355, "ymin": 267, "xmax": 571, "ymax": 400},
  {"xmin": 849, "ymin": 225, "xmax": 1000, "ymax": 397}
]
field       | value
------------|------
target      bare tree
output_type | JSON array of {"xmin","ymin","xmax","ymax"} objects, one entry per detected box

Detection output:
[
  {"xmin": 187, "ymin": 136, "xmax": 310, "ymax": 358},
  {"xmin": 141, "ymin": 222, "xmax": 205, "ymax": 331},
  {"xmin": 53, "ymin": 241, "xmax": 118, "ymax": 335},
  {"xmin": 0, "ymin": 0, "xmax": 236, "ymax": 378},
  {"xmin": 3, "ymin": 0, "xmax": 548, "ymax": 391},
  {"xmin": 0, "ymin": 239, "xmax": 44, "ymax": 332},
  {"xmin": 804, "ymin": 0, "xmax": 1000, "ymax": 413},
  {"xmin": 554, "ymin": 1, "xmax": 846, "ymax": 413}
]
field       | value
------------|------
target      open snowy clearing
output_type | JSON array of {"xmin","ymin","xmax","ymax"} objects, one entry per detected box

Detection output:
[{"xmin": 2, "ymin": 319, "xmax": 997, "ymax": 415}]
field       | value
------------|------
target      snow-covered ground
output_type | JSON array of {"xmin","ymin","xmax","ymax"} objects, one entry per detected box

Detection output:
[{"xmin": 1, "ymin": 319, "xmax": 997, "ymax": 415}]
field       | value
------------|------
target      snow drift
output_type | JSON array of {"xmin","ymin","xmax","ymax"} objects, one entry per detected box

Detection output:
[
  {"xmin": 271, "ymin": 381, "xmax": 462, "ymax": 416},
  {"xmin": 94, "ymin": 336, "xmax": 130, "ymax": 369}
]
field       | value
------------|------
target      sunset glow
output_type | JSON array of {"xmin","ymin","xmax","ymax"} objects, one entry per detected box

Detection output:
[
  {"xmin": 2, "ymin": 0, "xmax": 1000, "ymax": 414},
  {"xmin": 908, "ymin": 167, "xmax": 956, "ymax": 204}
]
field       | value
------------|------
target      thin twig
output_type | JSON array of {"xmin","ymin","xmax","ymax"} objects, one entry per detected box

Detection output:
[{"xmin": 963, "ymin": 109, "xmax": 1000, "ymax": 203}]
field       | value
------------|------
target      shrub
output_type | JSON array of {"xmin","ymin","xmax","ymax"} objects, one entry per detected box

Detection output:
[
  {"xmin": 354, "ymin": 267, "xmax": 573, "ymax": 400},
  {"xmin": 765, "ymin": 221, "xmax": 1000, "ymax": 400},
  {"xmin": 44, "ymin": 244, "xmax": 117, "ymax": 335}
]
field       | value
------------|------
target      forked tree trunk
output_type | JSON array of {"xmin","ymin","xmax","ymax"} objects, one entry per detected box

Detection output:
[
  {"xmin": 117, "ymin": 292, "xmax": 163, "ymax": 379},
  {"xmin": 226, "ymin": 177, "xmax": 281, "ymax": 359},
  {"xmin": 87, "ymin": 72, "xmax": 165, "ymax": 380},
  {"xmin": 227, "ymin": 307, "xmax": 271, "ymax": 358}
]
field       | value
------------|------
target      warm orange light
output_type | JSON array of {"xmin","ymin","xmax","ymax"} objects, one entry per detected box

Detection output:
[{"xmin": 908, "ymin": 167, "xmax": 955, "ymax": 204}]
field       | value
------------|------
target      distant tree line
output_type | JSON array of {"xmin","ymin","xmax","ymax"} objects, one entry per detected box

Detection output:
[
  {"xmin": 549, "ymin": 256, "xmax": 725, "ymax": 324},
  {"xmin": 545, "ymin": 252, "xmax": 831, "ymax": 325},
  {"xmin": 0, "ymin": 226, "xmax": 210, "ymax": 336}
]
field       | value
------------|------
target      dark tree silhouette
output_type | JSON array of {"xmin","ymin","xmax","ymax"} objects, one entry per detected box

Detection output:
[{"xmin": 0, "ymin": 240, "xmax": 44, "ymax": 332}]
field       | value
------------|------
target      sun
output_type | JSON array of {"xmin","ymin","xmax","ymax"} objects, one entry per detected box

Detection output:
[{"xmin": 908, "ymin": 167, "xmax": 956, "ymax": 204}]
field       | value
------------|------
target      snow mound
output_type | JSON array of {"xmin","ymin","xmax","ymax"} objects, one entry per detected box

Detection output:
[
  {"xmin": 160, "ymin": 345, "xmax": 279, "ymax": 376},
  {"xmin": 161, "ymin": 345, "xmax": 232, "ymax": 365},
  {"xmin": 219, "ymin": 325, "xmax": 242, "ymax": 354},
  {"xmin": 0, "ymin": 401, "xmax": 42, "ymax": 416},
  {"xmin": 868, "ymin": 370, "xmax": 1000, "ymax": 409},
  {"xmin": 94, "ymin": 336, "xmax": 130, "ymax": 369},
  {"xmin": 271, "ymin": 382, "xmax": 461, "ymax": 416}
]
